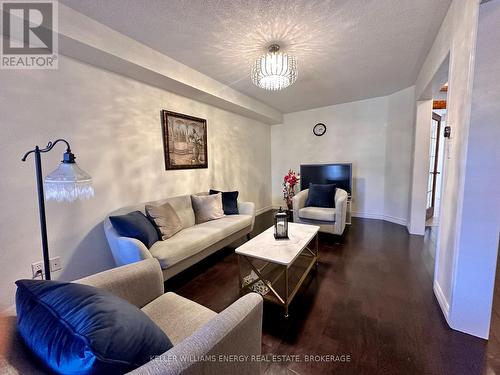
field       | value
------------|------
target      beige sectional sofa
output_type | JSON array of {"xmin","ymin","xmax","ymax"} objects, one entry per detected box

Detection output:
[
  {"xmin": 1, "ymin": 259, "xmax": 263, "ymax": 374},
  {"xmin": 104, "ymin": 193, "xmax": 255, "ymax": 280}
]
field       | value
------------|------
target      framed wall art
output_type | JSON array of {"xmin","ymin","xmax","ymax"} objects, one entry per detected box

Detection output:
[{"xmin": 160, "ymin": 110, "xmax": 208, "ymax": 170}]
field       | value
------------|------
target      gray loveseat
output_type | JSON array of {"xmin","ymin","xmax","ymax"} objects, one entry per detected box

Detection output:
[
  {"xmin": 1, "ymin": 259, "xmax": 263, "ymax": 374},
  {"xmin": 104, "ymin": 193, "xmax": 255, "ymax": 281}
]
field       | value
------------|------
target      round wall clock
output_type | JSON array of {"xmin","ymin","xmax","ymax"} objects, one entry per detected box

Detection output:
[{"xmin": 313, "ymin": 123, "xmax": 327, "ymax": 136}]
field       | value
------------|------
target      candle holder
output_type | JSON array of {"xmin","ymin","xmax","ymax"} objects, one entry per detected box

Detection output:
[{"xmin": 274, "ymin": 207, "xmax": 289, "ymax": 240}]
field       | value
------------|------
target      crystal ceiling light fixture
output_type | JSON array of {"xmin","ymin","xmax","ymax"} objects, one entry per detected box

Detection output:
[{"xmin": 251, "ymin": 44, "xmax": 298, "ymax": 91}]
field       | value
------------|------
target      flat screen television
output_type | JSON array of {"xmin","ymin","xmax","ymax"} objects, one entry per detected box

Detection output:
[{"xmin": 300, "ymin": 163, "xmax": 352, "ymax": 195}]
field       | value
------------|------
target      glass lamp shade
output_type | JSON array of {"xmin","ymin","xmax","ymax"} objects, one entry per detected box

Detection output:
[{"xmin": 44, "ymin": 162, "xmax": 94, "ymax": 202}]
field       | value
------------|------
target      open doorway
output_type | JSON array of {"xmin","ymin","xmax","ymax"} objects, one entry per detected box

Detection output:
[
  {"xmin": 423, "ymin": 82, "xmax": 448, "ymax": 264},
  {"xmin": 426, "ymin": 84, "xmax": 447, "ymax": 228}
]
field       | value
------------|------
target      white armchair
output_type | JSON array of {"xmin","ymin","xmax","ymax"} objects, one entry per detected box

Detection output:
[{"xmin": 292, "ymin": 188, "xmax": 348, "ymax": 235}]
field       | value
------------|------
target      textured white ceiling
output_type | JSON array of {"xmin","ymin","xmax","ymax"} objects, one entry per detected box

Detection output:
[{"xmin": 60, "ymin": 0, "xmax": 452, "ymax": 113}]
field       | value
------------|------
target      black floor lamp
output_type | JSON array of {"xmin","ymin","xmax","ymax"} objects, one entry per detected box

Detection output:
[{"xmin": 22, "ymin": 139, "xmax": 94, "ymax": 280}]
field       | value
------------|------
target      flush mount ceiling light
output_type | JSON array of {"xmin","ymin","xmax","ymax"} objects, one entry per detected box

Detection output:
[{"xmin": 251, "ymin": 44, "xmax": 297, "ymax": 91}]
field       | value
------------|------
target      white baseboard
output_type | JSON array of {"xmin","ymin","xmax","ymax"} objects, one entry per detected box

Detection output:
[
  {"xmin": 351, "ymin": 212, "xmax": 383, "ymax": 220},
  {"xmin": 433, "ymin": 280, "xmax": 450, "ymax": 322},
  {"xmin": 270, "ymin": 208, "xmax": 408, "ymax": 226},
  {"xmin": 256, "ymin": 206, "xmax": 273, "ymax": 215},
  {"xmin": 382, "ymin": 214, "xmax": 408, "ymax": 226},
  {"xmin": 351, "ymin": 212, "xmax": 407, "ymax": 227}
]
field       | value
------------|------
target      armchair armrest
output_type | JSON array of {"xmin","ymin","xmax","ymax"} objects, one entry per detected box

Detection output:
[
  {"xmin": 292, "ymin": 189, "xmax": 308, "ymax": 222},
  {"xmin": 77, "ymin": 259, "xmax": 164, "ymax": 308},
  {"xmin": 104, "ymin": 217, "xmax": 153, "ymax": 267},
  {"xmin": 335, "ymin": 189, "xmax": 348, "ymax": 231},
  {"xmin": 238, "ymin": 201, "xmax": 255, "ymax": 230},
  {"xmin": 131, "ymin": 293, "xmax": 263, "ymax": 375}
]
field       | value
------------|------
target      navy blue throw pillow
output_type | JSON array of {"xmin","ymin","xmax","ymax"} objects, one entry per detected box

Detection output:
[
  {"xmin": 305, "ymin": 183, "xmax": 337, "ymax": 208},
  {"xmin": 209, "ymin": 189, "xmax": 239, "ymax": 215},
  {"xmin": 15, "ymin": 279, "xmax": 172, "ymax": 375},
  {"xmin": 109, "ymin": 211, "xmax": 158, "ymax": 248}
]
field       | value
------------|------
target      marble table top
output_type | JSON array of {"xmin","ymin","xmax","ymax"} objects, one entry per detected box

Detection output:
[{"xmin": 235, "ymin": 223, "xmax": 320, "ymax": 266}]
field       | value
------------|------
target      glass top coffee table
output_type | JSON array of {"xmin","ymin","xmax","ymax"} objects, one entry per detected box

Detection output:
[{"xmin": 235, "ymin": 223, "xmax": 320, "ymax": 317}]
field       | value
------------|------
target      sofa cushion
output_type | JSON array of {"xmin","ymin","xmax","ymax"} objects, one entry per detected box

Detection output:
[
  {"xmin": 142, "ymin": 292, "xmax": 216, "ymax": 345},
  {"xmin": 109, "ymin": 211, "xmax": 159, "ymax": 248},
  {"xmin": 305, "ymin": 183, "xmax": 336, "ymax": 208},
  {"xmin": 146, "ymin": 202, "xmax": 183, "ymax": 240},
  {"xmin": 15, "ymin": 279, "xmax": 172, "ymax": 375},
  {"xmin": 150, "ymin": 215, "xmax": 253, "ymax": 268},
  {"xmin": 0, "ymin": 315, "xmax": 48, "ymax": 375},
  {"xmin": 209, "ymin": 189, "xmax": 239, "ymax": 215},
  {"xmin": 299, "ymin": 207, "xmax": 336, "ymax": 222},
  {"xmin": 191, "ymin": 193, "xmax": 225, "ymax": 223},
  {"xmin": 159, "ymin": 195, "xmax": 196, "ymax": 229}
]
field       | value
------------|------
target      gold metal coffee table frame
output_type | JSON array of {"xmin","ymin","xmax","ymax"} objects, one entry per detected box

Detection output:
[{"xmin": 237, "ymin": 233, "xmax": 319, "ymax": 317}]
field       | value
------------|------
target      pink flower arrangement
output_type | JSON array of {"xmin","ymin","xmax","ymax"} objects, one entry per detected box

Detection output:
[{"xmin": 283, "ymin": 169, "xmax": 300, "ymax": 210}]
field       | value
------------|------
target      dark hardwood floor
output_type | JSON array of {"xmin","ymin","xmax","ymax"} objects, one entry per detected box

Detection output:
[
  {"xmin": 488, "ymin": 250, "xmax": 500, "ymax": 373},
  {"xmin": 167, "ymin": 212, "xmax": 499, "ymax": 374}
]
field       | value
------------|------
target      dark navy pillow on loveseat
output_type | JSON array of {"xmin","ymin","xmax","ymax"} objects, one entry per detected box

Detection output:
[
  {"xmin": 15, "ymin": 279, "xmax": 172, "ymax": 375},
  {"xmin": 109, "ymin": 210, "xmax": 159, "ymax": 248},
  {"xmin": 305, "ymin": 183, "xmax": 337, "ymax": 208},
  {"xmin": 209, "ymin": 189, "xmax": 239, "ymax": 215}
]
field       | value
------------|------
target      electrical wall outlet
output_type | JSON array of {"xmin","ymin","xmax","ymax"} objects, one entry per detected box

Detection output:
[
  {"xmin": 49, "ymin": 256, "xmax": 62, "ymax": 272},
  {"xmin": 31, "ymin": 261, "xmax": 44, "ymax": 278},
  {"xmin": 31, "ymin": 257, "xmax": 62, "ymax": 278}
]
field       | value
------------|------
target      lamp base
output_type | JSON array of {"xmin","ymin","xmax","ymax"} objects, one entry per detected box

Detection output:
[{"xmin": 274, "ymin": 234, "xmax": 289, "ymax": 240}]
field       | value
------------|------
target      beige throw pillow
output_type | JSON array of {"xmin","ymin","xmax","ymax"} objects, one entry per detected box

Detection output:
[
  {"xmin": 145, "ymin": 202, "xmax": 183, "ymax": 240},
  {"xmin": 191, "ymin": 193, "xmax": 225, "ymax": 224}
]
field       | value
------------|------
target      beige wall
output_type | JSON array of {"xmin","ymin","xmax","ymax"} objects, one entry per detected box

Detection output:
[
  {"xmin": 384, "ymin": 87, "xmax": 416, "ymax": 225},
  {"xmin": 449, "ymin": 0, "xmax": 500, "ymax": 339},
  {"xmin": 271, "ymin": 96, "xmax": 389, "ymax": 219},
  {"xmin": 408, "ymin": 0, "xmax": 480, "ymax": 330},
  {"xmin": 0, "ymin": 55, "xmax": 272, "ymax": 307},
  {"xmin": 271, "ymin": 88, "xmax": 416, "ymax": 226}
]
